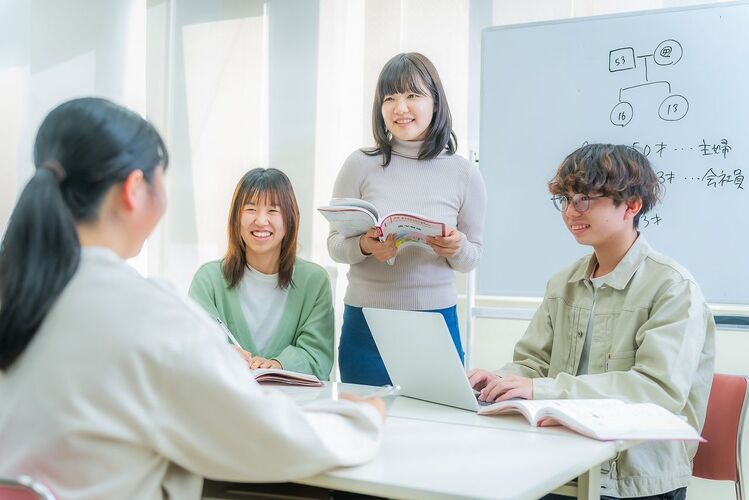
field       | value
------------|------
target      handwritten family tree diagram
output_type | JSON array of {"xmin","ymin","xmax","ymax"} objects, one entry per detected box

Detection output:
[
  {"xmin": 609, "ymin": 39, "xmax": 688, "ymax": 127},
  {"xmin": 603, "ymin": 38, "xmax": 743, "ymax": 231}
]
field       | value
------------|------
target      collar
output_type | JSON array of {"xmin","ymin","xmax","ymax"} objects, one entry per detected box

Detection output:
[
  {"xmin": 80, "ymin": 245, "xmax": 124, "ymax": 263},
  {"xmin": 245, "ymin": 263, "xmax": 279, "ymax": 282},
  {"xmin": 390, "ymin": 137, "xmax": 424, "ymax": 159},
  {"xmin": 568, "ymin": 234, "xmax": 651, "ymax": 290}
]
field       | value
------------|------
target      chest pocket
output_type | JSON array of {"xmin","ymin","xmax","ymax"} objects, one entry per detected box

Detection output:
[{"xmin": 605, "ymin": 350, "xmax": 636, "ymax": 372}]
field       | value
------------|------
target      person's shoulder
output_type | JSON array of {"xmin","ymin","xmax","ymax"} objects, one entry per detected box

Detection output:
[
  {"xmin": 104, "ymin": 268, "xmax": 215, "ymax": 338},
  {"xmin": 641, "ymin": 246, "xmax": 698, "ymax": 286},
  {"xmin": 439, "ymin": 152, "xmax": 481, "ymax": 181},
  {"xmin": 546, "ymin": 254, "xmax": 591, "ymax": 288},
  {"xmin": 194, "ymin": 259, "xmax": 222, "ymax": 275},
  {"xmin": 442, "ymin": 150, "xmax": 470, "ymax": 166},
  {"xmin": 344, "ymin": 148, "xmax": 381, "ymax": 167},
  {"xmin": 130, "ymin": 279, "xmax": 237, "ymax": 372},
  {"xmin": 189, "ymin": 260, "xmax": 231, "ymax": 299},
  {"xmin": 539, "ymin": 254, "xmax": 594, "ymax": 299},
  {"xmin": 335, "ymin": 149, "xmax": 383, "ymax": 183},
  {"xmin": 192, "ymin": 259, "xmax": 226, "ymax": 282},
  {"xmin": 66, "ymin": 254, "xmax": 222, "ymax": 354},
  {"xmin": 294, "ymin": 258, "xmax": 331, "ymax": 283}
]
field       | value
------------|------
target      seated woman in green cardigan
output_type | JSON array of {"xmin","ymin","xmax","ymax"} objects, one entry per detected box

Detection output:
[{"xmin": 189, "ymin": 168, "xmax": 334, "ymax": 379}]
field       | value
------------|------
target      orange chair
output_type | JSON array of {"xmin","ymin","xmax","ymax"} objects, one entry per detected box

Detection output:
[
  {"xmin": 0, "ymin": 476, "xmax": 56, "ymax": 500},
  {"xmin": 692, "ymin": 373, "xmax": 749, "ymax": 500}
]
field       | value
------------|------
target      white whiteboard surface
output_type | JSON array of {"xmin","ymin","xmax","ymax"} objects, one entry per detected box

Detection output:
[{"xmin": 478, "ymin": 1, "xmax": 749, "ymax": 304}]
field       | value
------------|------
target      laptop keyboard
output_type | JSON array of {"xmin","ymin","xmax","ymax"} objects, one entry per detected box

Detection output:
[{"xmin": 475, "ymin": 394, "xmax": 494, "ymax": 407}]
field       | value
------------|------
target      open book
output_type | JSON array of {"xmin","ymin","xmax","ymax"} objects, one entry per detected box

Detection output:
[
  {"xmin": 478, "ymin": 399, "xmax": 703, "ymax": 442},
  {"xmin": 318, "ymin": 197, "xmax": 446, "ymax": 254},
  {"xmin": 251, "ymin": 368, "xmax": 323, "ymax": 387}
]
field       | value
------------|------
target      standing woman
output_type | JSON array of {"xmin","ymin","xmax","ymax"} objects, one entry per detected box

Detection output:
[
  {"xmin": 189, "ymin": 168, "xmax": 334, "ymax": 379},
  {"xmin": 328, "ymin": 52, "xmax": 487, "ymax": 385},
  {"xmin": 0, "ymin": 98, "xmax": 383, "ymax": 499}
]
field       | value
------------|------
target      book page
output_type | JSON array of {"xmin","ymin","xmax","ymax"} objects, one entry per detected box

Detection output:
[
  {"xmin": 318, "ymin": 206, "xmax": 377, "ymax": 238},
  {"xmin": 481, "ymin": 399, "xmax": 702, "ymax": 441},
  {"xmin": 251, "ymin": 368, "xmax": 323, "ymax": 387},
  {"xmin": 542, "ymin": 400, "xmax": 702, "ymax": 441},
  {"xmin": 329, "ymin": 198, "xmax": 379, "ymax": 219},
  {"xmin": 478, "ymin": 399, "xmax": 551, "ymax": 423},
  {"xmin": 378, "ymin": 212, "xmax": 446, "ymax": 251}
]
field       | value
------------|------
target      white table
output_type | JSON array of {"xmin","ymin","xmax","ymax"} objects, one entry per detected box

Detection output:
[{"xmin": 275, "ymin": 383, "xmax": 632, "ymax": 500}]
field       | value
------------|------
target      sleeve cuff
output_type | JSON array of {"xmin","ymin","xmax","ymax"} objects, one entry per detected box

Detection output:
[
  {"xmin": 446, "ymin": 242, "xmax": 479, "ymax": 273},
  {"xmin": 273, "ymin": 350, "xmax": 301, "ymax": 373},
  {"xmin": 343, "ymin": 236, "xmax": 368, "ymax": 264},
  {"xmin": 532, "ymin": 377, "xmax": 557, "ymax": 400}
]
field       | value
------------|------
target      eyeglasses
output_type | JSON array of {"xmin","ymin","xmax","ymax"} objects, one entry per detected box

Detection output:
[{"xmin": 551, "ymin": 193, "xmax": 606, "ymax": 213}]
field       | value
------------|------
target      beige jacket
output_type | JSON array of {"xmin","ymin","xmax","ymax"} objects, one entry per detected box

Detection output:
[{"xmin": 498, "ymin": 236, "xmax": 715, "ymax": 497}]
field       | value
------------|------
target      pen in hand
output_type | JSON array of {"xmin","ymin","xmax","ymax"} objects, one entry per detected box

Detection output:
[{"xmin": 216, "ymin": 318, "xmax": 242, "ymax": 348}]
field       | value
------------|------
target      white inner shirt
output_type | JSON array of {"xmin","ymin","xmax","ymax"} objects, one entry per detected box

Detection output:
[
  {"xmin": 577, "ymin": 273, "xmax": 607, "ymax": 375},
  {"xmin": 237, "ymin": 265, "xmax": 290, "ymax": 353}
]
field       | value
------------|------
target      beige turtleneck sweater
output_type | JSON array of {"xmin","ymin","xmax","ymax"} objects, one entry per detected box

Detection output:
[{"xmin": 327, "ymin": 139, "xmax": 486, "ymax": 310}]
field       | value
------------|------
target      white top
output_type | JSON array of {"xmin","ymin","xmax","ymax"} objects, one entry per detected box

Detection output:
[
  {"xmin": 238, "ymin": 265, "xmax": 289, "ymax": 352},
  {"xmin": 0, "ymin": 247, "xmax": 382, "ymax": 500}
]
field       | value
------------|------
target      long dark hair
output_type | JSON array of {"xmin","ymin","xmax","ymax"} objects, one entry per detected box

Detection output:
[
  {"xmin": 0, "ymin": 97, "xmax": 168, "ymax": 371},
  {"xmin": 364, "ymin": 52, "xmax": 457, "ymax": 166},
  {"xmin": 222, "ymin": 168, "xmax": 299, "ymax": 290}
]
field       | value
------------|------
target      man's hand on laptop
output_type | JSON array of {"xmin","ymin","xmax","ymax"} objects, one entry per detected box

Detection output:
[{"xmin": 468, "ymin": 369, "xmax": 533, "ymax": 403}]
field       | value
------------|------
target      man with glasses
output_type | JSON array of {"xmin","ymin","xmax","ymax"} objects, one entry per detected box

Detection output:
[{"xmin": 469, "ymin": 144, "xmax": 714, "ymax": 500}]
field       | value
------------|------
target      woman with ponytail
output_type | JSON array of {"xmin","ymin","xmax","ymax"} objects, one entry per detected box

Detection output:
[{"xmin": 0, "ymin": 98, "xmax": 383, "ymax": 500}]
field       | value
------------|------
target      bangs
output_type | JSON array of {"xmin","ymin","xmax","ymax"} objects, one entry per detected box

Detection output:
[
  {"xmin": 224, "ymin": 167, "xmax": 299, "ymax": 289},
  {"xmin": 241, "ymin": 187, "xmax": 281, "ymax": 208},
  {"xmin": 378, "ymin": 59, "xmax": 430, "ymax": 97},
  {"xmin": 553, "ymin": 163, "xmax": 610, "ymax": 196},
  {"xmin": 234, "ymin": 168, "xmax": 298, "ymax": 214}
]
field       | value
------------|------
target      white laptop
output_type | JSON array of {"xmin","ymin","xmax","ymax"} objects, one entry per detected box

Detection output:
[{"xmin": 363, "ymin": 307, "xmax": 490, "ymax": 412}]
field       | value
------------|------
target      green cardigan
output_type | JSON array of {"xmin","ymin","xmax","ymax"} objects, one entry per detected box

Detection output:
[{"xmin": 188, "ymin": 258, "xmax": 334, "ymax": 380}]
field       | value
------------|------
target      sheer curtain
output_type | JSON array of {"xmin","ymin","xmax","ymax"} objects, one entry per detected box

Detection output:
[
  {"xmin": 0, "ymin": 0, "xmax": 146, "ymax": 264},
  {"xmin": 146, "ymin": 0, "xmax": 269, "ymax": 292}
]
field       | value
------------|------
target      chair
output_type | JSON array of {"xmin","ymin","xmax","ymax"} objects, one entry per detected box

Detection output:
[
  {"xmin": 692, "ymin": 373, "xmax": 749, "ymax": 500},
  {"xmin": 0, "ymin": 476, "xmax": 56, "ymax": 500}
]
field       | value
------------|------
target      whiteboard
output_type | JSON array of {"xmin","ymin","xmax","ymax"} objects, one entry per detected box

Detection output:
[{"xmin": 477, "ymin": 2, "xmax": 749, "ymax": 304}]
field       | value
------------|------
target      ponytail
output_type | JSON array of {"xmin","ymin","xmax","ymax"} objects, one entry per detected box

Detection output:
[
  {"xmin": 0, "ymin": 97, "xmax": 168, "ymax": 371},
  {"xmin": 0, "ymin": 168, "xmax": 79, "ymax": 369}
]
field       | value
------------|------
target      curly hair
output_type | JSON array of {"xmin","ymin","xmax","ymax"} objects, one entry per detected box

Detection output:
[{"xmin": 548, "ymin": 143, "xmax": 662, "ymax": 228}]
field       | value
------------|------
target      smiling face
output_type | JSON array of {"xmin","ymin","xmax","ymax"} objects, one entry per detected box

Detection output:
[
  {"xmin": 223, "ymin": 168, "xmax": 300, "ymax": 288},
  {"xmin": 381, "ymin": 85, "xmax": 435, "ymax": 142},
  {"xmin": 240, "ymin": 194, "xmax": 286, "ymax": 265},
  {"xmin": 561, "ymin": 192, "xmax": 640, "ymax": 251}
]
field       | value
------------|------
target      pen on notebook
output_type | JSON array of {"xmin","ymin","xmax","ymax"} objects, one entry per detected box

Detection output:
[
  {"xmin": 216, "ymin": 318, "xmax": 242, "ymax": 348},
  {"xmin": 368, "ymin": 384, "xmax": 401, "ymax": 399}
]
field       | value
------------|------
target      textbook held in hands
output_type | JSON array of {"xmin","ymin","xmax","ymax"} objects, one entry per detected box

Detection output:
[
  {"xmin": 318, "ymin": 198, "xmax": 446, "ymax": 255},
  {"xmin": 478, "ymin": 398, "xmax": 703, "ymax": 442}
]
